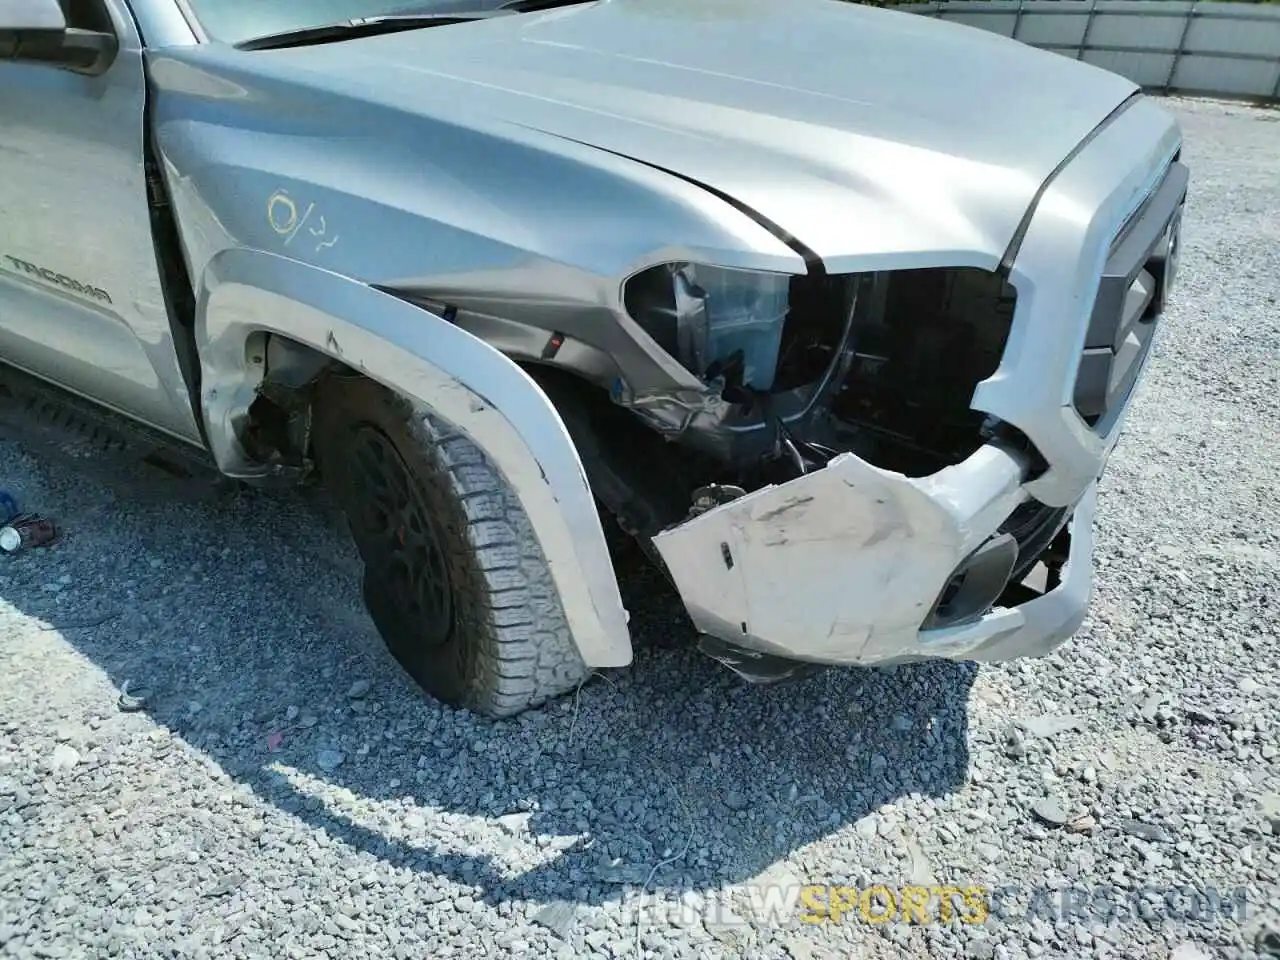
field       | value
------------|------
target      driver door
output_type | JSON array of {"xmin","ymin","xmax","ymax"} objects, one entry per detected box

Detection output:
[{"xmin": 0, "ymin": 0, "xmax": 201, "ymax": 442}]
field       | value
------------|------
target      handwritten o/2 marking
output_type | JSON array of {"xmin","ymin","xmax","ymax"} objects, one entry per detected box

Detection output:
[
  {"xmin": 266, "ymin": 188, "xmax": 338, "ymax": 253},
  {"xmin": 309, "ymin": 215, "xmax": 339, "ymax": 252},
  {"xmin": 267, "ymin": 190, "xmax": 312, "ymax": 245},
  {"xmin": 266, "ymin": 190, "xmax": 298, "ymax": 236}
]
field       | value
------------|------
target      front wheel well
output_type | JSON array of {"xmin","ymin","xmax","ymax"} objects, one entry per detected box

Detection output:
[
  {"xmin": 228, "ymin": 333, "xmax": 706, "ymax": 538},
  {"xmin": 226, "ymin": 334, "xmax": 347, "ymax": 481}
]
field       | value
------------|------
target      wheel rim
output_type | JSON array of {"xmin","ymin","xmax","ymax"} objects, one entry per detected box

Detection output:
[{"xmin": 347, "ymin": 424, "xmax": 454, "ymax": 646}]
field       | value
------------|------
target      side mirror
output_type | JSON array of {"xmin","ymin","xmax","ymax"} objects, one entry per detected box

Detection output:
[{"xmin": 0, "ymin": 0, "xmax": 118, "ymax": 76}]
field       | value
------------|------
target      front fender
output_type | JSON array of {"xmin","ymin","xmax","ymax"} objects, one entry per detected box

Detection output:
[{"xmin": 195, "ymin": 246, "xmax": 632, "ymax": 669}]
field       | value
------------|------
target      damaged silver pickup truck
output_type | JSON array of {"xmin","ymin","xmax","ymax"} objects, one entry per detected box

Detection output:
[{"xmin": 0, "ymin": 0, "xmax": 1186, "ymax": 716}]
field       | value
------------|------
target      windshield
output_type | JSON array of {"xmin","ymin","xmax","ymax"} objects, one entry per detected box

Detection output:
[{"xmin": 187, "ymin": 0, "xmax": 512, "ymax": 45}]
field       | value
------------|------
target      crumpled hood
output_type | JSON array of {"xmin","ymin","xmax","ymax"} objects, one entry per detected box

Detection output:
[{"xmin": 257, "ymin": 0, "xmax": 1140, "ymax": 268}]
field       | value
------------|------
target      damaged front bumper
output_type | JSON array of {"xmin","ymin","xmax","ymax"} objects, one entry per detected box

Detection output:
[
  {"xmin": 652, "ymin": 442, "xmax": 1096, "ymax": 670},
  {"xmin": 650, "ymin": 97, "xmax": 1185, "ymax": 675}
]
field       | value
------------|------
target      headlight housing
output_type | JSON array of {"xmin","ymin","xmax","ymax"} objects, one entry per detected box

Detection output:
[{"xmin": 623, "ymin": 263, "xmax": 792, "ymax": 391}]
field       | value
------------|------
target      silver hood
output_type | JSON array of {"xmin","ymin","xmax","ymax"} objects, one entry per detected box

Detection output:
[{"xmin": 213, "ymin": 0, "xmax": 1141, "ymax": 269}]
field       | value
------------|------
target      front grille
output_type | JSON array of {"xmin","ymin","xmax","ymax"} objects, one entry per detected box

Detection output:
[{"xmin": 1073, "ymin": 158, "xmax": 1189, "ymax": 430}]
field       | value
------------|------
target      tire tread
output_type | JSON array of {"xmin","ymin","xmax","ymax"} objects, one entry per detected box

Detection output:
[{"xmin": 410, "ymin": 413, "xmax": 590, "ymax": 717}]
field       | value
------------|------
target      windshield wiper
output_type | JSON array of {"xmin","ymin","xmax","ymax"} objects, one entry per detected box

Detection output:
[
  {"xmin": 236, "ymin": 0, "xmax": 597, "ymax": 51},
  {"xmin": 496, "ymin": 0, "xmax": 597, "ymax": 10},
  {"xmin": 237, "ymin": 11, "xmax": 512, "ymax": 51}
]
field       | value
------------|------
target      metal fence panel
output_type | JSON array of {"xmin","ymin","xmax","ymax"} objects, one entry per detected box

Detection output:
[
  {"xmin": 1087, "ymin": 5, "xmax": 1190, "ymax": 51},
  {"xmin": 1185, "ymin": 10, "xmax": 1280, "ymax": 59},
  {"xmin": 946, "ymin": 9, "xmax": 1021, "ymax": 32},
  {"xmin": 884, "ymin": 0, "xmax": 1280, "ymax": 102},
  {"xmin": 1177, "ymin": 53, "xmax": 1280, "ymax": 95},
  {"xmin": 1015, "ymin": 1, "xmax": 1092, "ymax": 47},
  {"xmin": 1084, "ymin": 48, "xmax": 1176, "ymax": 86}
]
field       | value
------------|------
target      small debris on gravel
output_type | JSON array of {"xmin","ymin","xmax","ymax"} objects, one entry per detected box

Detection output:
[
  {"xmin": 496, "ymin": 811, "xmax": 532, "ymax": 835},
  {"xmin": 1139, "ymin": 690, "xmax": 1169, "ymax": 722},
  {"xmin": 316, "ymin": 748, "xmax": 345, "ymax": 772},
  {"xmin": 46, "ymin": 744, "xmax": 79, "ymax": 772},
  {"xmin": 1119, "ymin": 819, "xmax": 1172, "ymax": 843},
  {"xmin": 1002, "ymin": 724, "xmax": 1028, "ymax": 758},
  {"xmin": 1065, "ymin": 813, "xmax": 1096, "ymax": 835},
  {"xmin": 115, "ymin": 680, "xmax": 148, "ymax": 712},
  {"xmin": 1031, "ymin": 797, "xmax": 1070, "ymax": 828},
  {"xmin": 1015, "ymin": 714, "xmax": 1084, "ymax": 739},
  {"xmin": 531, "ymin": 900, "xmax": 579, "ymax": 939},
  {"xmin": 1182, "ymin": 703, "xmax": 1218, "ymax": 724},
  {"xmin": 1262, "ymin": 794, "xmax": 1280, "ymax": 832}
]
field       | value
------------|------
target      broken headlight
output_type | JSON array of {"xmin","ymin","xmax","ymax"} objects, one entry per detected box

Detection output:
[{"xmin": 623, "ymin": 263, "xmax": 792, "ymax": 391}]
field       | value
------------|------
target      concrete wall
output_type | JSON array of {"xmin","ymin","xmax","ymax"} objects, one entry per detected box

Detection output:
[{"xmin": 884, "ymin": 1, "xmax": 1280, "ymax": 102}]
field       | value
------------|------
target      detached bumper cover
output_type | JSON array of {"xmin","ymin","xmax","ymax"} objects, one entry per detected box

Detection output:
[
  {"xmin": 651, "ymin": 98, "xmax": 1184, "ymax": 670},
  {"xmin": 652, "ymin": 444, "xmax": 1096, "ymax": 667}
]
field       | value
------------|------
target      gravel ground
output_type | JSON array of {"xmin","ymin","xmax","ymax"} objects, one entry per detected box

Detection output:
[{"xmin": 2, "ymin": 97, "xmax": 1278, "ymax": 960}]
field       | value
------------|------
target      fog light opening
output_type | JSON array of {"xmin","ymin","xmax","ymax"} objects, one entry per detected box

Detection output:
[{"xmin": 923, "ymin": 532, "xmax": 1018, "ymax": 630}]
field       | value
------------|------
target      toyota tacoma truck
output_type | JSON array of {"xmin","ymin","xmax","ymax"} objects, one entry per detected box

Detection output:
[{"xmin": 0, "ymin": 0, "xmax": 1186, "ymax": 716}]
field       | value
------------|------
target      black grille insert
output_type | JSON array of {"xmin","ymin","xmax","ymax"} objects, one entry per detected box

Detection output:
[
  {"xmin": 1001, "ymin": 499, "xmax": 1070, "ymax": 583},
  {"xmin": 1073, "ymin": 160, "xmax": 1189, "ymax": 427}
]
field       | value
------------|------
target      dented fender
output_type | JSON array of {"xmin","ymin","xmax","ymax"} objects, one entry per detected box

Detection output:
[{"xmin": 195, "ymin": 247, "xmax": 632, "ymax": 669}]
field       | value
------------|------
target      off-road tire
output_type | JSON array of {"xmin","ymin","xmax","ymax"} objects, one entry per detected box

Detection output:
[{"xmin": 312, "ymin": 373, "xmax": 589, "ymax": 717}]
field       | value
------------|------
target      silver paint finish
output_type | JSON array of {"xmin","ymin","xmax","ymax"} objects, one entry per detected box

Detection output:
[
  {"xmin": 0, "ymin": 0, "xmax": 201, "ymax": 442},
  {"xmin": 126, "ymin": 0, "xmax": 200, "ymax": 46},
  {"xmin": 146, "ymin": 44, "xmax": 804, "ymax": 404},
  {"xmin": 2, "ymin": 0, "xmax": 66, "ymax": 32},
  {"xmin": 972, "ymin": 96, "xmax": 1182, "ymax": 508},
  {"xmin": 164, "ymin": 0, "xmax": 1140, "ymax": 272}
]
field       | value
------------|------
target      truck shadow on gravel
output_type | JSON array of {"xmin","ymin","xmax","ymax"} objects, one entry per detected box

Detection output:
[{"xmin": 0, "ymin": 419, "xmax": 977, "ymax": 925}]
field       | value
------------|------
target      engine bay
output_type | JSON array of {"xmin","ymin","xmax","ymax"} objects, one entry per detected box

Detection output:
[{"xmin": 575, "ymin": 265, "xmax": 1022, "ymax": 538}]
